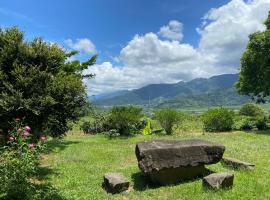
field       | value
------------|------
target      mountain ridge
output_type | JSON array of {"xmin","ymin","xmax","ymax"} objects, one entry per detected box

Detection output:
[{"xmin": 94, "ymin": 73, "xmax": 250, "ymax": 108}]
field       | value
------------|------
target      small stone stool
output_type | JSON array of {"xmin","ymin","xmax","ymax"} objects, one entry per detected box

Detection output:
[
  {"xmin": 103, "ymin": 173, "xmax": 129, "ymax": 194},
  {"xmin": 203, "ymin": 172, "xmax": 234, "ymax": 190}
]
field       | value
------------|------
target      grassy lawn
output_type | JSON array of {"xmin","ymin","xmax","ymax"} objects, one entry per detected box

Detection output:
[{"xmin": 41, "ymin": 130, "xmax": 270, "ymax": 200}]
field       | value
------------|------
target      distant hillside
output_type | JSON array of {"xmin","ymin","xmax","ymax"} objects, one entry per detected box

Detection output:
[
  {"xmin": 94, "ymin": 74, "xmax": 251, "ymax": 108},
  {"xmin": 89, "ymin": 90, "xmax": 129, "ymax": 101}
]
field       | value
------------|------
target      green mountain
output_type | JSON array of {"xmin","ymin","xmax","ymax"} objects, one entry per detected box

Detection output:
[{"xmin": 94, "ymin": 74, "xmax": 251, "ymax": 108}]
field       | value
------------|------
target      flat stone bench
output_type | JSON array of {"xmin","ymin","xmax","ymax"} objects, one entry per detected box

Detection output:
[{"xmin": 135, "ymin": 139, "xmax": 225, "ymax": 185}]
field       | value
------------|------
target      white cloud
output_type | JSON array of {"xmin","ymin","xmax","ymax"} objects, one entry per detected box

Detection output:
[
  {"xmin": 198, "ymin": 0, "xmax": 270, "ymax": 68},
  {"xmin": 65, "ymin": 38, "xmax": 97, "ymax": 54},
  {"xmin": 120, "ymin": 33, "xmax": 196, "ymax": 66},
  {"xmin": 85, "ymin": 0, "xmax": 270, "ymax": 95},
  {"xmin": 158, "ymin": 20, "xmax": 184, "ymax": 41}
]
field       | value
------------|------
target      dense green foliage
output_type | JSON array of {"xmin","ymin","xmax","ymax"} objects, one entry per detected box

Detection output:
[
  {"xmin": 0, "ymin": 27, "xmax": 96, "ymax": 138},
  {"xmin": 237, "ymin": 12, "xmax": 270, "ymax": 100},
  {"xmin": 234, "ymin": 115, "xmax": 268, "ymax": 131},
  {"xmin": 202, "ymin": 108, "xmax": 234, "ymax": 132},
  {"xmin": 0, "ymin": 120, "xmax": 46, "ymax": 199},
  {"xmin": 233, "ymin": 116, "xmax": 254, "ymax": 131},
  {"xmin": 154, "ymin": 109, "xmax": 183, "ymax": 134},
  {"xmin": 255, "ymin": 117, "xmax": 268, "ymax": 130},
  {"xmin": 106, "ymin": 106, "xmax": 144, "ymax": 135},
  {"xmin": 239, "ymin": 103, "xmax": 264, "ymax": 117},
  {"xmin": 80, "ymin": 110, "xmax": 107, "ymax": 134}
]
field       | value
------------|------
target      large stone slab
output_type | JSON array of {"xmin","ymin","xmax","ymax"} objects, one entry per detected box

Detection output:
[
  {"xmin": 135, "ymin": 139, "xmax": 225, "ymax": 185},
  {"xmin": 203, "ymin": 172, "xmax": 234, "ymax": 190},
  {"xmin": 103, "ymin": 173, "xmax": 129, "ymax": 194},
  {"xmin": 222, "ymin": 157, "xmax": 255, "ymax": 170}
]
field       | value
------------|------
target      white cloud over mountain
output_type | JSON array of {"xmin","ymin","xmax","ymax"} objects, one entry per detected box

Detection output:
[{"xmin": 84, "ymin": 0, "xmax": 270, "ymax": 95}]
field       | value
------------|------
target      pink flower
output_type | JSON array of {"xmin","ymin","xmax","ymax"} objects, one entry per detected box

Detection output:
[
  {"xmin": 9, "ymin": 136, "xmax": 14, "ymax": 142},
  {"xmin": 17, "ymin": 128, "xmax": 22, "ymax": 133},
  {"xmin": 28, "ymin": 144, "xmax": 35, "ymax": 150},
  {"xmin": 15, "ymin": 117, "xmax": 20, "ymax": 122},
  {"xmin": 23, "ymin": 131, "xmax": 31, "ymax": 137},
  {"xmin": 25, "ymin": 126, "xmax": 31, "ymax": 132},
  {"xmin": 40, "ymin": 135, "xmax": 47, "ymax": 142}
]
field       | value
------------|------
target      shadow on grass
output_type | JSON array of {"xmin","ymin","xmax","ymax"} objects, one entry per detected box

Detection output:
[
  {"xmin": 132, "ymin": 168, "xmax": 215, "ymax": 191},
  {"xmin": 0, "ymin": 177, "xmax": 67, "ymax": 200},
  {"xmin": 44, "ymin": 139, "xmax": 81, "ymax": 154},
  {"xmin": 253, "ymin": 130, "xmax": 270, "ymax": 136},
  {"xmin": 131, "ymin": 172, "xmax": 159, "ymax": 191},
  {"xmin": 105, "ymin": 134, "xmax": 137, "ymax": 140},
  {"xmin": 35, "ymin": 165, "xmax": 60, "ymax": 181},
  {"xmin": 30, "ymin": 165, "xmax": 67, "ymax": 199}
]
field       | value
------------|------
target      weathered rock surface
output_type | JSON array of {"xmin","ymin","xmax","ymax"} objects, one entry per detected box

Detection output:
[
  {"xmin": 135, "ymin": 139, "xmax": 225, "ymax": 185},
  {"xmin": 222, "ymin": 157, "xmax": 255, "ymax": 170},
  {"xmin": 203, "ymin": 173, "xmax": 234, "ymax": 190},
  {"xmin": 103, "ymin": 173, "xmax": 129, "ymax": 194}
]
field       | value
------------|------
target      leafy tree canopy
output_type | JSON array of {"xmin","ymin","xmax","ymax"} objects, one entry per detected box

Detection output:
[
  {"xmin": 237, "ymin": 11, "xmax": 270, "ymax": 101},
  {"xmin": 0, "ymin": 27, "xmax": 96, "ymax": 138}
]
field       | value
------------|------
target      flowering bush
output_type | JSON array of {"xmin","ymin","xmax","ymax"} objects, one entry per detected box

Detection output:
[{"xmin": 0, "ymin": 118, "xmax": 47, "ymax": 199}]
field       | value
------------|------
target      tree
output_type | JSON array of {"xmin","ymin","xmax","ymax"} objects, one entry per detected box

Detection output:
[
  {"xmin": 107, "ymin": 106, "xmax": 143, "ymax": 136},
  {"xmin": 237, "ymin": 12, "xmax": 270, "ymax": 101},
  {"xmin": 0, "ymin": 27, "xmax": 96, "ymax": 138},
  {"xmin": 154, "ymin": 109, "xmax": 182, "ymax": 135}
]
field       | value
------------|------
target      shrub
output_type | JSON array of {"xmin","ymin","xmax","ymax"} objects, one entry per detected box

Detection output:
[
  {"xmin": 233, "ymin": 115, "xmax": 268, "ymax": 131},
  {"xmin": 80, "ymin": 111, "xmax": 108, "ymax": 134},
  {"xmin": 106, "ymin": 106, "xmax": 143, "ymax": 135},
  {"xmin": 202, "ymin": 108, "xmax": 234, "ymax": 132},
  {"xmin": 233, "ymin": 116, "xmax": 254, "ymax": 131},
  {"xmin": 80, "ymin": 121, "xmax": 93, "ymax": 134},
  {"xmin": 0, "ymin": 27, "xmax": 96, "ymax": 138},
  {"xmin": 239, "ymin": 103, "xmax": 264, "ymax": 117},
  {"xmin": 255, "ymin": 117, "xmax": 268, "ymax": 130},
  {"xmin": 0, "ymin": 119, "xmax": 46, "ymax": 199},
  {"xmin": 154, "ymin": 109, "xmax": 183, "ymax": 135}
]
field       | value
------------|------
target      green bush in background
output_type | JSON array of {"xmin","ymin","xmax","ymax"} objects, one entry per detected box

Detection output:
[
  {"xmin": 233, "ymin": 116, "xmax": 254, "ymax": 131},
  {"xmin": 239, "ymin": 103, "xmax": 264, "ymax": 117},
  {"xmin": 106, "ymin": 106, "xmax": 144, "ymax": 136},
  {"xmin": 202, "ymin": 108, "xmax": 234, "ymax": 132},
  {"xmin": 154, "ymin": 109, "xmax": 183, "ymax": 135},
  {"xmin": 255, "ymin": 117, "xmax": 268, "ymax": 130},
  {"xmin": 233, "ymin": 115, "xmax": 268, "ymax": 131}
]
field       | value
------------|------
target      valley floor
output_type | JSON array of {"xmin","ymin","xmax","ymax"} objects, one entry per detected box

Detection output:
[{"xmin": 42, "ymin": 131, "xmax": 270, "ymax": 200}]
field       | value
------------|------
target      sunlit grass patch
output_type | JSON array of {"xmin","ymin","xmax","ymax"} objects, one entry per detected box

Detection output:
[{"xmin": 41, "ymin": 131, "xmax": 270, "ymax": 200}]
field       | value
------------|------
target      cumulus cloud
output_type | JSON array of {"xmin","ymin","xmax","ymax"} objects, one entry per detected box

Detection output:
[
  {"xmin": 86, "ymin": 0, "xmax": 270, "ymax": 95},
  {"xmin": 158, "ymin": 20, "xmax": 184, "ymax": 41},
  {"xmin": 198, "ymin": 0, "xmax": 270, "ymax": 68},
  {"xmin": 65, "ymin": 38, "xmax": 97, "ymax": 54}
]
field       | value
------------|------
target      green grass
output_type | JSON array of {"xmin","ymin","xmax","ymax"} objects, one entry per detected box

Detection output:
[{"xmin": 41, "ymin": 130, "xmax": 270, "ymax": 200}]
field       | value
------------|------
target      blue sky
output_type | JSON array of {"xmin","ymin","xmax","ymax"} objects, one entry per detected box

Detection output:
[
  {"xmin": 1, "ymin": 0, "xmax": 270, "ymax": 95},
  {"xmin": 0, "ymin": 0, "xmax": 229, "ymax": 62}
]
